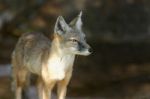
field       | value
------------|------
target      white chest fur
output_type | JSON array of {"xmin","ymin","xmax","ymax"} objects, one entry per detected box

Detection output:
[{"xmin": 47, "ymin": 54, "xmax": 75, "ymax": 80}]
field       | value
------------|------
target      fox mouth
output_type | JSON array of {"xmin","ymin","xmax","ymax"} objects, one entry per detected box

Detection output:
[
  {"xmin": 75, "ymin": 50, "xmax": 91, "ymax": 56},
  {"xmin": 65, "ymin": 47, "xmax": 92, "ymax": 56}
]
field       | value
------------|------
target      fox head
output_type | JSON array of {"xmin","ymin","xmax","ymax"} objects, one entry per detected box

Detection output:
[{"xmin": 54, "ymin": 12, "xmax": 92, "ymax": 56}]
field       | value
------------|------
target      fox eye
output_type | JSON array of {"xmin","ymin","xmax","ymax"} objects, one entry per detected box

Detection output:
[{"xmin": 69, "ymin": 39, "xmax": 78, "ymax": 42}]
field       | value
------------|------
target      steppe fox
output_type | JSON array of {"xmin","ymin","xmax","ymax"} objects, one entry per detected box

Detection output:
[{"xmin": 12, "ymin": 12, "xmax": 92, "ymax": 99}]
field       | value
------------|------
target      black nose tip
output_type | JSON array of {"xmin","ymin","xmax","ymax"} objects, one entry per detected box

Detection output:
[{"xmin": 89, "ymin": 48, "xmax": 93, "ymax": 53}]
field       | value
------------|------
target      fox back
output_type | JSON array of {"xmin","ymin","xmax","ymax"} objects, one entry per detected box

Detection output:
[{"xmin": 12, "ymin": 32, "xmax": 51, "ymax": 74}]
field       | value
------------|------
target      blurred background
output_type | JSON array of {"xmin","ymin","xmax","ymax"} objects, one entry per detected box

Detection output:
[{"xmin": 1, "ymin": 0, "xmax": 150, "ymax": 99}]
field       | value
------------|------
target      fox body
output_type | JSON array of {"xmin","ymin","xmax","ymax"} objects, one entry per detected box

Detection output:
[{"xmin": 12, "ymin": 12, "xmax": 92, "ymax": 99}]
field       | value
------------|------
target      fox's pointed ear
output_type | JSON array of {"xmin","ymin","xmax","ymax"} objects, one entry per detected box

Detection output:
[
  {"xmin": 70, "ymin": 11, "xmax": 83, "ymax": 30},
  {"xmin": 54, "ymin": 16, "xmax": 70, "ymax": 35}
]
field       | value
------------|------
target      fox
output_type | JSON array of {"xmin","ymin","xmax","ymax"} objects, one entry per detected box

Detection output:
[{"xmin": 11, "ymin": 12, "xmax": 92, "ymax": 99}]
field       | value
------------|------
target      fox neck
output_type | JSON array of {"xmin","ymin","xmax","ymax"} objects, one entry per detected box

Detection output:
[
  {"xmin": 47, "ymin": 35, "xmax": 75, "ymax": 80},
  {"xmin": 50, "ymin": 34, "xmax": 75, "ymax": 59}
]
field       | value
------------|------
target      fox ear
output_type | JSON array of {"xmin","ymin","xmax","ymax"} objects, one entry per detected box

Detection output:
[
  {"xmin": 54, "ymin": 16, "xmax": 70, "ymax": 35},
  {"xmin": 70, "ymin": 11, "xmax": 83, "ymax": 30}
]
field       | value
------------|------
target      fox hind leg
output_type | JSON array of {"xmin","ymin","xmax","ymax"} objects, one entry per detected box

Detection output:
[{"xmin": 13, "ymin": 68, "xmax": 29, "ymax": 99}]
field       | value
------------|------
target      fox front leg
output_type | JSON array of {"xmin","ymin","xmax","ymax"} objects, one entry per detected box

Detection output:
[
  {"xmin": 38, "ymin": 77, "xmax": 55, "ymax": 99},
  {"xmin": 57, "ymin": 70, "xmax": 72, "ymax": 99}
]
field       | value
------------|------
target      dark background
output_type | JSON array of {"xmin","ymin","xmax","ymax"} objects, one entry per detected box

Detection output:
[{"xmin": 1, "ymin": 0, "xmax": 150, "ymax": 99}]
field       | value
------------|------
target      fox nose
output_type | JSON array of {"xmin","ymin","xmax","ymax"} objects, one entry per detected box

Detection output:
[{"xmin": 88, "ymin": 47, "xmax": 93, "ymax": 53}]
